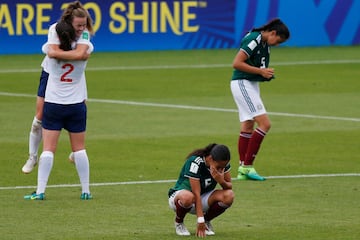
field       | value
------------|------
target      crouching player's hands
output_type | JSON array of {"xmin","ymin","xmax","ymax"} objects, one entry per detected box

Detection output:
[{"xmin": 196, "ymin": 222, "xmax": 206, "ymax": 238}]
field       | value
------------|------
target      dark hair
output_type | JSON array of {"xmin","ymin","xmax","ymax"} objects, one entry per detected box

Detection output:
[
  {"xmin": 56, "ymin": 20, "xmax": 76, "ymax": 51},
  {"xmin": 252, "ymin": 18, "xmax": 290, "ymax": 40},
  {"xmin": 61, "ymin": 1, "xmax": 94, "ymax": 34},
  {"xmin": 187, "ymin": 143, "xmax": 230, "ymax": 161},
  {"xmin": 210, "ymin": 144, "xmax": 231, "ymax": 161}
]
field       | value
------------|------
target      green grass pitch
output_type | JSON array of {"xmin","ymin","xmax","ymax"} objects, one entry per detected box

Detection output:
[{"xmin": 0, "ymin": 46, "xmax": 359, "ymax": 239}]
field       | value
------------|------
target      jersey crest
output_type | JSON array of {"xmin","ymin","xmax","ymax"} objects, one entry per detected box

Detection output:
[
  {"xmin": 248, "ymin": 40, "xmax": 257, "ymax": 50},
  {"xmin": 82, "ymin": 32, "xmax": 89, "ymax": 40},
  {"xmin": 189, "ymin": 162, "xmax": 199, "ymax": 174}
]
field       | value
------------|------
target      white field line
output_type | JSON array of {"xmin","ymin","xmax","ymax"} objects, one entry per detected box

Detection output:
[
  {"xmin": 1, "ymin": 91, "xmax": 360, "ymax": 122},
  {"xmin": 1, "ymin": 173, "xmax": 359, "ymax": 190},
  {"xmin": 0, "ymin": 59, "xmax": 359, "ymax": 73}
]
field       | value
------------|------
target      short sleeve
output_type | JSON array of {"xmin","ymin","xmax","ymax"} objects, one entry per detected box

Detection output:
[
  {"xmin": 47, "ymin": 23, "xmax": 60, "ymax": 45},
  {"xmin": 240, "ymin": 32, "xmax": 261, "ymax": 57},
  {"xmin": 183, "ymin": 156, "xmax": 202, "ymax": 179},
  {"xmin": 86, "ymin": 42, "xmax": 94, "ymax": 53},
  {"xmin": 76, "ymin": 30, "xmax": 91, "ymax": 44}
]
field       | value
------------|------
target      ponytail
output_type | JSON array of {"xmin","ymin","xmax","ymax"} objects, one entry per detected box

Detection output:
[
  {"xmin": 252, "ymin": 18, "xmax": 290, "ymax": 40},
  {"xmin": 186, "ymin": 143, "xmax": 217, "ymax": 159}
]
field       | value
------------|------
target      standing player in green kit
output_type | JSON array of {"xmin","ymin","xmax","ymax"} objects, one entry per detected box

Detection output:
[{"xmin": 230, "ymin": 18, "xmax": 290, "ymax": 181}]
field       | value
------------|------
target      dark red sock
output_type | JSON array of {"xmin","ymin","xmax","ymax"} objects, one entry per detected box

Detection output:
[
  {"xmin": 244, "ymin": 128, "xmax": 266, "ymax": 166},
  {"xmin": 238, "ymin": 132, "xmax": 252, "ymax": 165},
  {"xmin": 204, "ymin": 202, "xmax": 228, "ymax": 222},
  {"xmin": 175, "ymin": 200, "xmax": 191, "ymax": 223}
]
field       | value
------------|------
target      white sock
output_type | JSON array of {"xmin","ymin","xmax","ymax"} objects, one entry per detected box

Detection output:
[
  {"xmin": 74, "ymin": 149, "xmax": 90, "ymax": 193},
  {"xmin": 29, "ymin": 117, "xmax": 42, "ymax": 157},
  {"xmin": 37, "ymin": 151, "xmax": 53, "ymax": 194}
]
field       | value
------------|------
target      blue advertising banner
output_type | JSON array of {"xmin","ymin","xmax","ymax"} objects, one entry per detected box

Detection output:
[{"xmin": 0, "ymin": 0, "xmax": 359, "ymax": 54}]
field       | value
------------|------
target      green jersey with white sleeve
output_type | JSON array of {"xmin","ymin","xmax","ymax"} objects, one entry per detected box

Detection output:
[
  {"xmin": 168, "ymin": 156, "xmax": 231, "ymax": 197},
  {"xmin": 232, "ymin": 31, "xmax": 273, "ymax": 82}
]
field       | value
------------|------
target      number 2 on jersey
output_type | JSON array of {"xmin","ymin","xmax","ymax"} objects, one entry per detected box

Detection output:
[{"xmin": 61, "ymin": 63, "xmax": 74, "ymax": 82}]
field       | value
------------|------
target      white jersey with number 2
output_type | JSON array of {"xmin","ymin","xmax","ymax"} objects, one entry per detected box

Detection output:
[{"xmin": 42, "ymin": 23, "xmax": 93, "ymax": 104}]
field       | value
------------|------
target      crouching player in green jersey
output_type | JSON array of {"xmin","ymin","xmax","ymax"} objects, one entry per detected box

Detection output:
[{"xmin": 168, "ymin": 144, "xmax": 234, "ymax": 237}]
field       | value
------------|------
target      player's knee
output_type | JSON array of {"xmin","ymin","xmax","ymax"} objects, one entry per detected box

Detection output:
[
  {"xmin": 31, "ymin": 119, "xmax": 42, "ymax": 134},
  {"xmin": 258, "ymin": 122, "xmax": 271, "ymax": 133},
  {"xmin": 265, "ymin": 121, "xmax": 271, "ymax": 131},
  {"xmin": 178, "ymin": 191, "xmax": 195, "ymax": 207},
  {"xmin": 222, "ymin": 189, "xmax": 234, "ymax": 206}
]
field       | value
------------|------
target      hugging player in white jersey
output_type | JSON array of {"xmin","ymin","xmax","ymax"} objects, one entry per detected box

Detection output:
[
  {"xmin": 24, "ymin": 1, "xmax": 95, "ymax": 201},
  {"xmin": 22, "ymin": 1, "xmax": 95, "ymax": 175}
]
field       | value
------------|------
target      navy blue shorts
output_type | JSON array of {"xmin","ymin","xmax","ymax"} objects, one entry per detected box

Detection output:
[
  {"xmin": 42, "ymin": 102, "xmax": 87, "ymax": 132},
  {"xmin": 37, "ymin": 70, "xmax": 49, "ymax": 98}
]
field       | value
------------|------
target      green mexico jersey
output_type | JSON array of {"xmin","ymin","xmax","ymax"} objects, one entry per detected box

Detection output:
[
  {"xmin": 232, "ymin": 31, "xmax": 273, "ymax": 82},
  {"xmin": 168, "ymin": 156, "xmax": 231, "ymax": 197}
]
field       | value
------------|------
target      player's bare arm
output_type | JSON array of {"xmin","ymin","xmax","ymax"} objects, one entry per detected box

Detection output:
[
  {"xmin": 189, "ymin": 178, "xmax": 206, "ymax": 237},
  {"xmin": 221, "ymin": 171, "xmax": 232, "ymax": 190},
  {"xmin": 47, "ymin": 43, "xmax": 90, "ymax": 61}
]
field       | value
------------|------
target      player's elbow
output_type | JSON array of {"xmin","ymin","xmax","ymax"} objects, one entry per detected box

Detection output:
[
  {"xmin": 232, "ymin": 61, "xmax": 239, "ymax": 69},
  {"xmin": 232, "ymin": 61, "xmax": 245, "ymax": 71}
]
